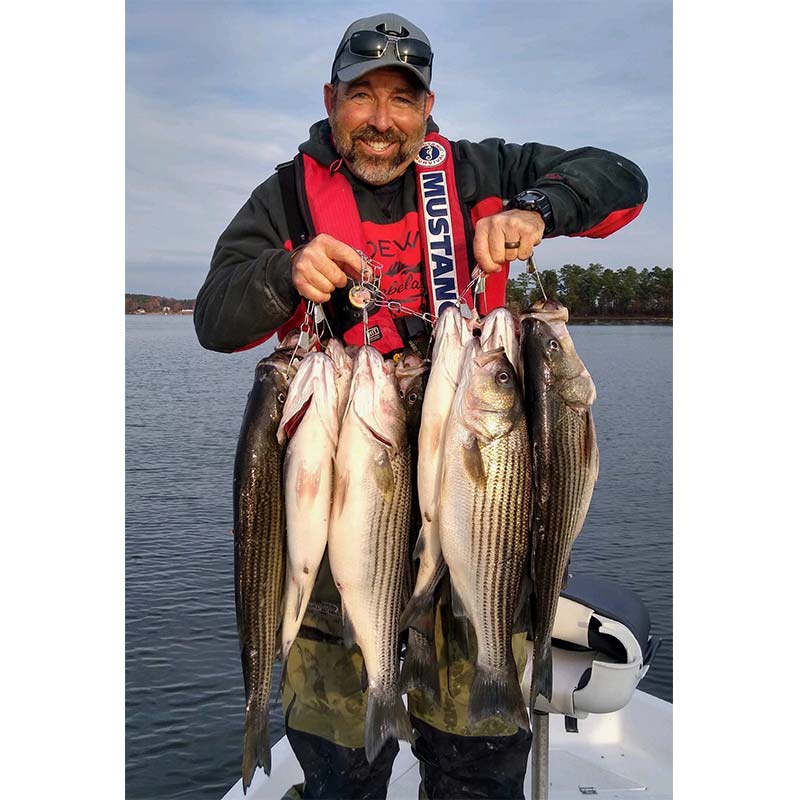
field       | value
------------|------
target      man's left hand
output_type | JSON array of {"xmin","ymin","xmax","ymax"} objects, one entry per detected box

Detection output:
[{"xmin": 472, "ymin": 209, "xmax": 545, "ymax": 274}]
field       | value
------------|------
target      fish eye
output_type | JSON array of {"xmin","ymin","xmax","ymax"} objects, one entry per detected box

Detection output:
[
  {"xmin": 277, "ymin": 392, "xmax": 286, "ymax": 403},
  {"xmin": 495, "ymin": 370, "xmax": 510, "ymax": 385},
  {"xmin": 548, "ymin": 339, "xmax": 560, "ymax": 351},
  {"xmin": 408, "ymin": 392, "xmax": 418, "ymax": 404}
]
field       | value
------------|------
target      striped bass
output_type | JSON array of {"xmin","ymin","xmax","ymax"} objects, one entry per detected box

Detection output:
[
  {"xmin": 438, "ymin": 338, "xmax": 531, "ymax": 730},
  {"xmin": 521, "ymin": 300, "xmax": 599, "ymax": 708},
  {"xmin": 480, "ymin": 306, "xmax": 522, "ymax": 378},
  {"xmin": 324, "ymin": 337, "xmax": 354, "ymax": 423},
  {"xmin": 233, "ymin": 348, "xmax": 293, "ymax": 791},
  {"xmin": 328, "ymin": 346, "xmax": 414, "ymax": 762},
  {"xmin": 399, "ymin": 307, "xmax": 471, "ymax": 645},
  {"xmin": 394, "ymin": 352, "xmax": 438, "ymax": 699},
  {"xmin": 276, "ymin": 351, "xmax": 339, "ymax": 663}
]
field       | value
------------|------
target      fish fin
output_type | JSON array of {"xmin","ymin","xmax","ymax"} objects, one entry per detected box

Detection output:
[
  {"xmin": 468, "ymin": 663, "xmax": 529, "ymax": 732},
  {"xmin": 449, "ymin": 584, "xmax": 469, "ymax": 619},
  {"xmin": 242, "ymin": 705, "xmax": 272, "ymax": 791},
  {"xmin": 331, "ymin": 470, "xmax": 349, "ymax": 520},
  {"xmin": 531, "ymin": 638, "xmax": 554, "ymax": 707},
  {"xmin": 364, "ymin": 689, "xmax": 414, "ymax": 763},
  {"xmin": 461, "ymin": 435, "xmax": 486, "ymax": 486},
  {"xmin": 398, "ymin": 562, "xmax": 445, "ymax": 635},
  {"xmin": 512, "ymin": 574, "xmax": 533, "ymax": 635},
  {"xmin": 373, "ymin": 448, "xmax": 395, "ymax": 497},
  {"xmin": 585, "ymin": 407, "xmax": 599, "ymax": 474},
  {"xmin": 399, "ymin": 631, "xmax": 440, "ymax": 702},
  {"xmin": 342, "ymin": 604, "xmax": 357, "ymax": 650},
  {"xmin": 294, "ymin": 582, "xmax": 305, "ymax": 623},
  {"xmin": 278, "ymin": 394, "xmax": 313, "ymax": 444},
  {"xmin": 561, "ymin": 558, "xmax": 571, "ymax": 591},
  {"xmin": 412, "ymin": 528, "xmax": 426, "ymax": 561}
]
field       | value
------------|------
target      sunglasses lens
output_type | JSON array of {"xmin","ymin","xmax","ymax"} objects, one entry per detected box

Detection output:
[
  {"xmin": 348, "ymin": 30, "xmax": 388, "ymax": 58},
  {"xmin": 348, "ymin": 31, "xmax": 433, "ymax": 67},
  {"xmin": 396, "ymin": 38, "xmax": 432, "ymax": 66}
]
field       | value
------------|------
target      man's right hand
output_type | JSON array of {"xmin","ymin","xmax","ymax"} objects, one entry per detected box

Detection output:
[{"xmin": 290, "ymin": 234, "xmax": 366, "ymax": 304}]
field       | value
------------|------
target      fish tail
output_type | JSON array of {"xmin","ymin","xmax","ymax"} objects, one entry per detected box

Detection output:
[
  {"xmin": 242, "ymin": 706, "xmax": 271, "ymax": 791},
  {"xmin": 468, "ymin": 663, "xmax": 529, "ymax": 732},
  {"xmin": 399, "ymin": 631, "xmax": 439, "ymax": 701},
  {"xmin": 531, "ymin": 638, "xmax": 554, "ymax": 708},
  {"xmin": 398, "ymin": 594, "xmax": 435, "ymax": 638},
  {"xmin": 364, "ymin": 688, "xmax": 414, "ymax": 764}
]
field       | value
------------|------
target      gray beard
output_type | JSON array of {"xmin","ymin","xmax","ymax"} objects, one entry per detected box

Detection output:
[{"xmin": 330, "ymin": 119, "xmax": 426, "ymax": 186}]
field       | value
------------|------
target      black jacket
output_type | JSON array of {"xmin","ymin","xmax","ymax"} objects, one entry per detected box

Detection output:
[{"xmin": 194, "ymin": 118, "xmax": 647, "ymax": 353}]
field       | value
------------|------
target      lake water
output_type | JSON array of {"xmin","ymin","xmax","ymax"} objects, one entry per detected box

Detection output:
[{"xmin": 125, "ymin": 315, "xmax": 672, "ymax": 800}]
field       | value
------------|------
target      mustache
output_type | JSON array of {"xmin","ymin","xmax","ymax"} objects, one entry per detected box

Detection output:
[{"xmin": 352, "ymin": 126, "xmax": 406, "ymax": 145}]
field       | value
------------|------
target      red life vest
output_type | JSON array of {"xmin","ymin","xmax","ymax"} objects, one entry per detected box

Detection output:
[{"xmin": 275, "ymin": 133, "xmax": 509, "ymax": 355}]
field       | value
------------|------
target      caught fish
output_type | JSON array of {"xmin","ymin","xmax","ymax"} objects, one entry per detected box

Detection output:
[
  {"xmin": 233, "ymin": 349, "xmax": 292, "ymax": 791},
  {"xmin": 479, "ymin": 306, "xmax": 522, "ymax": 378},
  {"xmin": 276, "ymin": 352, "xmax": 340, "ymax": 663},
  {"xmin": 521, "ymin": 299, "xmax": 599, "ymax": 708},
  {"xmin": 400, "ymin": 307, "xmax": 471, "ymax": 646},
  {"xmin": 327, "ymin": 346, "xmax": 414, "ymax": 762},
  {"xmin": 395, "ymin": 351, "xmax": 430, "ymax": 556},
  {"xmin": 325, "ymin": 338, "xmax": 354, "ymax": 423},
  {"xmin": 438, "ymin": 338, "xmax": 531, "ymax": 730},
  {"xmin": 395, "ymin": 352, "xmax": 438, "ymax": 699}
]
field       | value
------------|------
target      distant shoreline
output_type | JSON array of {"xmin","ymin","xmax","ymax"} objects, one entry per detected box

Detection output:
[{"xmin": 126, "ymin": 311, "xmax": 672, "ymax": 324}]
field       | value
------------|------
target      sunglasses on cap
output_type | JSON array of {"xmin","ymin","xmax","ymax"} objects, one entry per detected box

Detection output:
[{"xmin": 345, "ymin": 30, "xmax": 433, "ymax": 67}]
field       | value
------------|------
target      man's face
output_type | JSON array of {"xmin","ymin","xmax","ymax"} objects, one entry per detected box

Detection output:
[{"xmin": 324, "ymin": 67, "xmax": 435, "ymax": 186}]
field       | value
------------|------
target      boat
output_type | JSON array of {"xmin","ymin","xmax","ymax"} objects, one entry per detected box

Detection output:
[{"xmin": 221, "ymin": 575, "xmax": 671, "ymax": 799}]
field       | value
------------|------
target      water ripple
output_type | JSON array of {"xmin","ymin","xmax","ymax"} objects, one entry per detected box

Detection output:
[{"xmin": 126, "ymin": 317, "xmax": 672, "ymax": 799}]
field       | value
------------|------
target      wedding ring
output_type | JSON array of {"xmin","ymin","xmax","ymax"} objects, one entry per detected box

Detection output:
[{"xmin": 504, "ymin": 241, "xmax": 521, "ymax": 249}]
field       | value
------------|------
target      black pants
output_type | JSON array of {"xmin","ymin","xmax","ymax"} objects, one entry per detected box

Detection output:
[{"xmin": 286, "ymin": 714, "xmax": 531, "ymax": 800}]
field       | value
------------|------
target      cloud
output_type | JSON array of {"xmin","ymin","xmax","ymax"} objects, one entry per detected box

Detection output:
[{"xmin": 126, "ymin": 0, "xmax": 672, "ymax": 296}]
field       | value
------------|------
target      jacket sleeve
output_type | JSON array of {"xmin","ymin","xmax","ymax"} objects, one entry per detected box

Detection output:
[
  {"xmin": 194, "ymin": 174, "xmax": 302, "ymax": 353},
  {"xmin": 456, "ymin": 138, "xmax": 648, "ymax": 238}
]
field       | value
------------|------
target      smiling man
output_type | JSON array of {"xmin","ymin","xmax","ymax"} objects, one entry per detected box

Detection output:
[
  {"xmin": 195, "ymin": 12, "xmax": 648, "ymax": 800},
  {"xmin": 325, "ymin": 69, "xmax": 433, "ymax": 187}
]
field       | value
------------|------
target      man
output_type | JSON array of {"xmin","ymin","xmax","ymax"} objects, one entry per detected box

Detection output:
[{"xmin": 196, "ymin": 12, "xmax": 647, "ymax": 800}]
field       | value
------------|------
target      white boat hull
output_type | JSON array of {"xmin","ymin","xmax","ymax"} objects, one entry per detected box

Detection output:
[{"xmin": 221, "ymin": 689, "xmax": 672, "ymax": 799}]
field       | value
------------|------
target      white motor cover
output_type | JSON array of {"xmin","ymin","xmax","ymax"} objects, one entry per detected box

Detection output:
[{"xmin": 520, "ymin": 596, "xmax": 650, "ymax": 718}]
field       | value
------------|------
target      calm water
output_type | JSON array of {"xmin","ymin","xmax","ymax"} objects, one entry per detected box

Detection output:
[{"xmin": 125, "ymin": 315, "xmax": 672, "ymax": 800}]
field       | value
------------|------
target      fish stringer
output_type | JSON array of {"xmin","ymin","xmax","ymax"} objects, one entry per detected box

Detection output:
[{"xmin": 526, "ymin": 251, "xmax": 548, "ymax": 302}]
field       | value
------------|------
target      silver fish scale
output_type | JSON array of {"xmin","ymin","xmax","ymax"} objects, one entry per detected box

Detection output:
[
  {"xmin": 532, "ymin": 396, "xmax": 598, "ymax": 648},
  {"xmin": 366, "ymin": 446, "xmax": 412, "ymax": 692},
  {"xmin": 233, "ymin": 381, "xmax": 287, "ymax": 785},
  {"xmin": 237, "ymin": 454, "xmax": 285, "ymax": 710},
  {"xmin": 443, "ymin": 417, "xmax": 531, "ymax": 672},
  {"xmin": 469, "ymin": 421, "xmax": 531, "ymax": 670}
]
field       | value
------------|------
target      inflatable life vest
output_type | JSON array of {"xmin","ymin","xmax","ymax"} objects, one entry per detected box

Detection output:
[{"xmin": 276, "ymin": 134, "xmax": 509, "ymax": 355}]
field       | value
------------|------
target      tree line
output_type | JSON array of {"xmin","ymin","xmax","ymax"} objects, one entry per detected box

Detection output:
[
  {"xmin": 505, "ymin": 264, "xmax": 672, "ymax": 318},
  {"xmin": 126, "ymin": 294, "xmax": 195, "ymax": 314},
  {"xmin": 127, "ymin": 264, "xmax": 672, "ymax": 319}
]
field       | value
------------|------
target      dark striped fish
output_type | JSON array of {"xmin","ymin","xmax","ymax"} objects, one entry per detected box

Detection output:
[
  {"xmin": 521, "ymin": 300, "xmax": 599, "ymax": 708},
  {"xmin": 233, "ymin": 347, "xmax": 293, "ymax": 792},
  {"xmin": 395, "ymin": 352, "xmax": 438, "ymax": 700},
  {"xmin": 438, "ymin": 339, "xmax": 531, "ymax": 730},
  {"xmin": 328, "ymin": 346, "xmax": 414, "ymax": 762}
]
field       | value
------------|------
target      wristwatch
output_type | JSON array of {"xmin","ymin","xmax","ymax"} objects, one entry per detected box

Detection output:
[{"xmin": 507, "ymin": 189, "xmax": 555, "ymax": 235}]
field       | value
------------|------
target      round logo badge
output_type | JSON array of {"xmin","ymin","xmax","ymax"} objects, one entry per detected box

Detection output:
[{"xmin": 414, "ymin": 142, "xmax": 447, "ymax": 167}]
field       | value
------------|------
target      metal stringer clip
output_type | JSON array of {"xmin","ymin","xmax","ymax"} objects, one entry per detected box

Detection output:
[{"xmin": 527, "ymin": 250, "xmax": 548, "ymax": 301}]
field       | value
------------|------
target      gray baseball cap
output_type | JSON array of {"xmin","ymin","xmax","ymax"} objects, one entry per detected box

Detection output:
[{"xmin": 330, "ymin": 13, "xmax": 433, "ymax": 91}]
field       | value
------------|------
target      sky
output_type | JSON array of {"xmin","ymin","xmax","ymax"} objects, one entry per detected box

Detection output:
[
  {"xmin": 10, "ymin": 5, "xmax": 800, "ymax": 797},
  {"xmin": 126, "ymin": 0, "xmax": 672, "ymax": 298}
]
